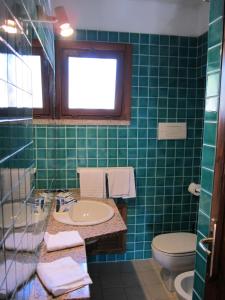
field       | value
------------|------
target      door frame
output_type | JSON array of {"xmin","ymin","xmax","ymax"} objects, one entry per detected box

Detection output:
[{"xmin": 204, "ymin": 7, "xmax": 225, "ymax": 299}]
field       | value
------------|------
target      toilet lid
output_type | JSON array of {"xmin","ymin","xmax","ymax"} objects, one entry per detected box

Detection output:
[{"xmin": 152, "ymin": 232, "xmax": 197, "ymax": 254}]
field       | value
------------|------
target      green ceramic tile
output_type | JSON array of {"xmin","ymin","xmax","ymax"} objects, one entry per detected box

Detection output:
[
  {"xmin": 56, "ymin": 139, "xmax": 65, "ymax": 148},
  {"xmin": 36, "ymin": 127, "xmax": 46, "ymax": 138},
  {"xmin": 209, "ymin": 0, "xmax": 223, "ymax": 22},
  {"xmin": 36, "ymin": 138, "xmax": 46, "ymax": 148},
  {"xmin": 76, "ymin": 29, "xmax": 87, "ymax": 40},
  {"xmin": 201, "ymin": 167, "xmax": 214, "ymax": 194},
  {"xmin": 203, "ymin": 122, "xmax": 217, "ymax": 146},
  {"xmin": 77, "ymin": 139, "xmax": 86, "ymax": 148},
  {"xmin": 47, "ymin": 127, "xmax": 56, "ymax": 138},
  {"xmin": 205, "ymin": 97, "xmax": 218, "ymax": 121},
  {"xmin": 119, "ymin": 32, "xmax": 129, "ymax": 43},
  {"xmin": 208, "ymin": 45, "xmax": 222, "ymax": 73},
  {"xmin": 208, "ymin": 18, "xmax": 223, "ymax": 48},
  {"xmin": 140, "ymin": 34, "xmax": 149, "ymax": 44},
  {"xmin": 108, "ymin": 31, "xmax": 118, "ymax": 42},
  {"xmin": 87, "ymin": 30, "xmax": 97, "ymax": 41},
  {"xmin": 67, "ymin": 139, "xmax": 76, "ymax": 148},
  {"xmin": 140, "ymin": 44, "xmax": 149, "ymax": 55},
  {"xmin": 130, "ymin": 33, "xmax": 140, "ymax": 43},
  {"xmin": 192, "ymin": 291, "xmax": 202, "ymax": 300},
  {"xmin": 180, "ymin": 36, "xmax": 189, "ymax": 47},
  {"xmin": 199, "ymin": 190, "xmax": 212, "ymax": 217},
  {"xmin": 57, "ymin": 127, "xmax": 65, "ymax": 138},
  {"xmin": 193, "ymin": 272, "xmax": 205, "ymax": 300},
  {"xmin": 98, "ymin": 31, "xmax": 108, "ymax": 41},
  {"xmin": 66, "ymin": 127, "xmax": 76, "ymax": 138},
  {"xmin": 202, "ymin": 145, "xmax": 215, "ymax": 170}
]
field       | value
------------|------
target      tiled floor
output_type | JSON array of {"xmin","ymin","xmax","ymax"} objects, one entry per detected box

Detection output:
[{"xmin": 88, "ymin": 259, "xmax": 178, "ymax": 300}]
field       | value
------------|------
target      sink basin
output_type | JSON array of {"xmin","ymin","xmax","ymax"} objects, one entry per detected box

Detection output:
[{"xmin": 53, "ymin": 200, "xmax": 115, "ymax": 226}]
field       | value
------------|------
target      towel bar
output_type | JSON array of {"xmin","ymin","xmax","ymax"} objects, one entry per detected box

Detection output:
[{"xmin": 77, "ymin": 167, "xmax": 134, "ymax": 174}]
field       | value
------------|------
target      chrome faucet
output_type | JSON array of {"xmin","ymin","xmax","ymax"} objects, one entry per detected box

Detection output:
[
  {"xmin": 55, "ymin": 197, "xmax": 77, "ymax": 212},
  {"xmin": 26, "ymin": 197, "xmax": 45, "ymax": 213}
]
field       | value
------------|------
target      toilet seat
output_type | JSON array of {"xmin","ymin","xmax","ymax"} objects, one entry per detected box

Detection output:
[
  {"xmin": 152, "ymin": 232, "xmax": 196, "ymax": 255},
  {"xmin": 151, "ymin": 244, "xmax": 195, "ymax": 257}
]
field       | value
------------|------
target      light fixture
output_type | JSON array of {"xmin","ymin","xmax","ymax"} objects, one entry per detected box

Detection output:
[
  {"xmin": 0, "ymin": 19, "xmax": 18, "ymax": 34},
  {"xmin": 54, "ymin": 6, "xmax": 74, "ymax": 37},
  {"xmin": 33, "ymin": 5, "xmax": 74, "ymax": 37},
  {"xmin": 59, "ymin": 23, "xmax": 74, "ymax": 37},
  {"xmin": 0, "ymin": 4, "xmax": 74, "ymax": 37}
]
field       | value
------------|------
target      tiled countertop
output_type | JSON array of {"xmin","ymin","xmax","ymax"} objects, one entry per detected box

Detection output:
[{"xmin": 29, "ymin": 193, "xmax": 127, "ymax": 300}]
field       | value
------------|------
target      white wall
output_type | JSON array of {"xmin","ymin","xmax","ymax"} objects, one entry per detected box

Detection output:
[{"xmin": 53, "ymin": 0, "xmax": 209, "ymax": 37}]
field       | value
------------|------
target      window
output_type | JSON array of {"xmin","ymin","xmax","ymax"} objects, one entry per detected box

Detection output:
[
  {"xmin": 68, "ymin": 57, "xmax": 117, "ymax": 109},
  {"xmin": 56, "ymin": 40, "xmax": 132, "ymax": 120},
  {"xmin": 23, "ymin": 54, "xmax": 43, "ymax": 108},
  {"xmin": 30, "ymin": 40, "xmax": 53, "ymax": 118}
]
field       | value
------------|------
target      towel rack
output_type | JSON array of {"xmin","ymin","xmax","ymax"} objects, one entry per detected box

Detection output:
[{"xmin": 76, "ymin": 167, "xmax": 134, "ymax": 174}]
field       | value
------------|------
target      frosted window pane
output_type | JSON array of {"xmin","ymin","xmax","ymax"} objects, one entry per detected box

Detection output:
[
  {"xmin": 22, "ymin": 55, "xmax": 43, "ymax": 108},
  {"xmin": 68, "ymin": 57, "xmax": 117, "ymax": 109}
]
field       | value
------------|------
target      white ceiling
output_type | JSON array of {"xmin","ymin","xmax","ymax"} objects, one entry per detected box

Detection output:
[{"xmin": 53, "ymin": 0, "xmax": 210, "ymax": 37}]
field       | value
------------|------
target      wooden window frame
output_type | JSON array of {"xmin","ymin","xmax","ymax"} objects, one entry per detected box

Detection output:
[
  {"xmin": 56, "ymin": 40, "xmax": 132, "ymax": 120},
  {"xmin": 32, "ymin": 40, "xmax": 53, "ymax": 118}
]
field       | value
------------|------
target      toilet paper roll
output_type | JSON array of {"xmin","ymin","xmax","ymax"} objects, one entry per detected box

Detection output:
[{"xmin": 188, "ymin": 183, "xmax": 201, "ymax": 196}]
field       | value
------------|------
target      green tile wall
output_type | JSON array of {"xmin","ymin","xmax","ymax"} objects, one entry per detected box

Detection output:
[
  {"xmin": 193, "ymin": 1, "xmax": 224, "ymax": 299},
  {"xmin": 34, "ymin": 30, "xmax": 207, "ymax": 262}
]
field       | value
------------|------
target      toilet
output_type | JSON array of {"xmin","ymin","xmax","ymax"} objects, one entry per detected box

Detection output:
[{"xmin": 151, "ymin": 232, "xmax": 196, "ymax": 292}]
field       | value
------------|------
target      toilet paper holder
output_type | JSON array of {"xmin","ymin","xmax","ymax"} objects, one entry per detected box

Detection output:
[{"xmin": 188, "ymin": 183, "xmax": 201, "ymax": 196}]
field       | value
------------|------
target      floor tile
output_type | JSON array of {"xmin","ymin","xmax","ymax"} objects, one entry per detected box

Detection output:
[
  {"xmin": 144, "ymin": 283, "xmax": 171, "ymax": 300},
  {"xmin": 88, "ymin": 263, "xmax": 100, "ymax": 276},
  {"xmin": 120, "ymin": 261, "xmax": 136, "ymax": 273},
  {"xmin": 121, "ymin": 272, "xmax": 143, "ymax": 287},
  {"xmin": 102, "ymin": 287, "xmax": 127, "ymax": 300},
  {"xmin": 98, "ymin": 262, "xmax": 121, "ymax": 274},
  {"xmin": 100, "ymin": 272, "xmax": 123, "ymax": 288},
  {"xmin": 90, "ymin": 282, "xmax": 103, "ymax": 300},
  {"xmin": 132, "ymin": 259, "xmax": 155, "ymax": 273},
  {"xmin": 124, "ymin": 286, "xmax": 151, "ymax": 300}
]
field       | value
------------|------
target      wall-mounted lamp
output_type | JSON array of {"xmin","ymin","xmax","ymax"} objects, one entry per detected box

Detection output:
[
  {"xmin": 54, "ymin": 6, "xmax": 74, "ymax": 37},
  {"xmin": 0, "ymin": 19, "xmax": 18, "ymax": 34},
  {"xmin": 0, "ymin": 5, "xmax": 74, "ymax": 37}
]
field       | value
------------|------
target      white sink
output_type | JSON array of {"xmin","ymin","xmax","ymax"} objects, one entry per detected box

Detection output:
[
  {"xmin": 0, "ymin": 202, "xmax": 47, "ymax": 229},
  {"xmin": 53, "ymin": 200, "xmax": 115, "ymax": 226}
]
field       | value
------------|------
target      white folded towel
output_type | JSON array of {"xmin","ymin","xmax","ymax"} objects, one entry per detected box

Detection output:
[
  {"xmin": 108, "ymin": 167, "xmax": 136, "ymax": 199},
  {"xmin": 44, "ymin": 231, "xmax": 84, "ymax": 252},
  {"xmin": 0, "ymin": 260, "xmax": 36, "ymax": 295},
  {"xmin": 37, "ymin": 257, "xmax": 92, "ymax": 296},
  {"xmin": 5, "ymin": 232, "xmax": 43, "ymax": 252},
  {"xmin": 79, "ymin": 168, "xmax": 106, "ymax": 198}
]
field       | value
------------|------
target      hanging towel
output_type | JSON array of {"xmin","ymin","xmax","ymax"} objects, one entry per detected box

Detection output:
[
  {"xmin": 5, "ymin": 232, "xmax": 43, "ymax": 252},
  {"xmin": 79, "ymin": 168, "xmax": 106, "ymax": 198},
  {"xmin": 44, "ymin": 231, "xmax": 84, "ymax": 252},
  {"xmin": 108, "ymin": 167, "xmax": 136, "ymax": 199},
  {"xmin": 37, "ymin": 257, "xmax": 92, "ymax": 297},
  {"xmin": 1, "ymin": 168, "xmax": 31, "ymax": 200},
  {"xmin": 0, "ymin": 260, "xmax": 36, "ymax": 295}
]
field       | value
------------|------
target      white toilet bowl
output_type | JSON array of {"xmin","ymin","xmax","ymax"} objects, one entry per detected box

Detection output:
[{"xmin": 151, "ymin": 232, "xmax": 196, "ymax": 292}]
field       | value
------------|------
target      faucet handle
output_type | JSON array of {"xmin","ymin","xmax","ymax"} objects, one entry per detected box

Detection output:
[
  {"xmin": 56, "ymin": 197, "xmax": 65, "ymax": 212},
  {"xmin": 30, "ymin": 196, "xmax": 45, "ymax": 213}
]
